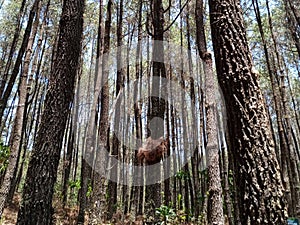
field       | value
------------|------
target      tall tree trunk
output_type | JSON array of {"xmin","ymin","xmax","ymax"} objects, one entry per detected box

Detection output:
[
  {"xmin": 78, "ymin": 1, "xmax": 104, "ymax": 223},
  {"xmin": 252, "ymin": 0, "xmax": 294, "ymax": 216},
  {"xmin": 209, "ymin": 0, "xmax": 287, "ymax": 224},
  {"xmin": 195, "ymin": 0, "xmax": 224, "ymax": 224},
  {"xmin": 16, "ymin": 0, "xmax": 84, "ymax": 223},
  {"xmin": 95, "ymin": 0, "xmax": 112, "ymax": 219},
  {"xmin": 0, "ymin": 0, "xmax": 42, "ymax": 217},
  {"xmin": 146, "ymin": 0, "xmax": 166, "ymax": 217},
  {"xmin": 85, "ymin": 0, "xmax": 112, "ymax": 223},
  {"xmin": 0, "ymin": 0, "xmax": 40, "ymax": 126},
  {"xmin": 107, "ymin": 0, "xmax": 124, "ymax": 219},
  {"xmin": 0, "ymin": 0, "xmax": 26, "ymax": 100},
  {"xmin": 11, "ymin": 40, "xmax": 47, "ymax": 200},
  {"xmin": 132, "ymin": 0, "xmax": 144, "ymax": 216},
  {"xmin": 266, "ymin": 0, "xmax": 300, "ymax": 216}
]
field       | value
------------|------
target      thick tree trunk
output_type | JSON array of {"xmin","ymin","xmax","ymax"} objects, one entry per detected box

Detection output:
[
  {"xmin": 16, "ymin": 0, "xmax": 84, "ymax": 223},
  {"xmin": 209, "ymin": 0, "xmax": 287, "ymax": 224},
  {"xmin": 252, "ymin": 0, "xmax": 294, "ymax": 215}
]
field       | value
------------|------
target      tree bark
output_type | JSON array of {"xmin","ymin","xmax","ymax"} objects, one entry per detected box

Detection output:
[
  {"xmin": 0, "ymin": 0, "xmax": 42, "ymax": 218},
  {"xmin": 209, "ymin": 0, "xmax": 287, "ymax": 224},
  {"xmin": 16, "ymin": 0, "xmax": 84, "ymax": 223},
  {"xmin": 195, "ymin": 0, "xmax": 224, "ymax": 223},
  {"xmin": 107, "ymin": 0, "xmax": 124, "ymax": 219}
]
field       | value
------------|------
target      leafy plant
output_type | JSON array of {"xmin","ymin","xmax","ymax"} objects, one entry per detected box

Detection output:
[
  {"xmin": 68, "ymin": 179, "xmax": 81, "ymax": 189},
  {"xmin": 156, "ymin": 204, "xmax": 176, "ymax": 224},
  {"xmin": 68, "ymin": 179, "xmax": 81, "ymax": 205},
  {"xmin": 87, "ymin": 181, "xmax": 93, "ymax": 197}
]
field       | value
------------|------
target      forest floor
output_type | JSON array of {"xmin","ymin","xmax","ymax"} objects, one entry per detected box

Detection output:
[
  {"xmin": 1, "ymin": 194, "xmax": 206, "ymax": 224},
  {"xmin": 2, "ymin": 194, "xmax": 19, "ymax": 225},
  {"xmin": 1, "ymin": 194, "xmax": 78, "ymax": 225}
]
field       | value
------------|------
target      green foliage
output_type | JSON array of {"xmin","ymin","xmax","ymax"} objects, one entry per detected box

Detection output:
[
  {"xmin": 0, "ymin": 143, "xmax": 10, "ymax": 173},
  {"xmin": 68, "ymin": 179, "xmax": 81, "ymax": 189},
  {"xmin": 156, "ymin": 204, "xmax": 176, "ymax": 224},
  {"xmin": 87, "ymin": 181, "xmax": 93, "ymax": 197},
  {"xmin": 67, "ymin": 179, "xmax": 81, "ymax": 206},
  {"xmin": 155, "ymin": 204, "xmax": 196, "ymax": 224}
]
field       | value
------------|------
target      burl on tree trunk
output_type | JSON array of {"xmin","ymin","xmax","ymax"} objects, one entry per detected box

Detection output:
[{"xmin": 137, "ymin": 137, "xmax": 168, "ymax": 165}]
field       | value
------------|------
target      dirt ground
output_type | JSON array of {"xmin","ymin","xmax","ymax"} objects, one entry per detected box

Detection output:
[
  {"xmin": 1, "ymin": 194, "xmax": 19, "ymax": 225},
  {"xmin": 1, "ymin": 194, "xmax": 78, "ymax": 225}
]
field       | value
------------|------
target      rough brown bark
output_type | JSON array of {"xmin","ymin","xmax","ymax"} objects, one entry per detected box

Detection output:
[
  {"xmin": 266, "ymin": 0, "xmax": 300, "ymax": 215},
  {"xmin": 195, "ymin": 0, "xmax": 224, "ymax": 223},
  {"xmin": 16, "ymin": 0, "xmax": 84, "ymax": 223},
  {"xmin": 252, "ymin": 0, "xmax": 294, "ymax": 216},
  {"xmin": 209, "ymin": 0, "xmax": 287, "ymax": 224}
]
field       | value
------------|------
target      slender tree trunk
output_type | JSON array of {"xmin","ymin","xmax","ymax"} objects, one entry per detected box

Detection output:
[
  {"xmin": 11, "ymin": 41, "xmax": 47, "ymax": 198},
  {"xmin": 78, "ymin": 1, "xmax": 104, "ymax": 223},
  {"xmin": 0, "ymin": 0, "xmax": 40, "ymax": 126},
  {"xmin": 252, "ymin": 0, "xmax": 294, "ymax": 216},
  {"xmin": 62, "ymin": 118, "xmax": 74, "ymax": 207},
  {"xmin": 85, "ymin": 0, "xmax": 112, "ymax": 223},
  {"xmin": 107, "ymin": 0, "xmax": 124, "ymax": 219},
  {"xmin": 266, "ymin": 0, "xmax": 300, "ymax": 215},
  {"xmin": 0, "ymin": 0, "xmax": 41, "ymax": 218},
  {"xmin": 195, "ymin": 0, "xmax": 224, "ymax": 223},
  {"xmin": 132, "ymin": 0, "xmax": 143, "ymax": 216},
  {"xmin": 0, "ymin": 0, "xmax": 26, "ymax": 99}
]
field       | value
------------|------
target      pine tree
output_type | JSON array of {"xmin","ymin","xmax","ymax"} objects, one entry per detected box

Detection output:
[
  {"xmin": 209, "ymin": 0, "xmax": 287, "ymax": 224},
  {"xmin": 16, "ymin": 0, "xmax": 84, "ymax": 223}
]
